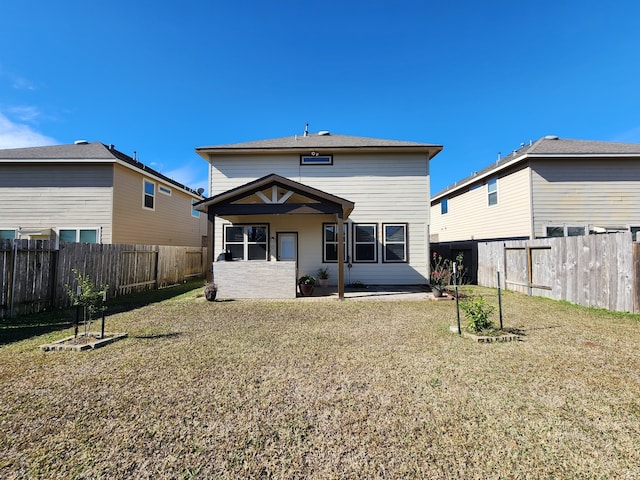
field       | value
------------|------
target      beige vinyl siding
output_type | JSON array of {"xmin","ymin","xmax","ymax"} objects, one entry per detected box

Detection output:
[
  {"xmin": 430, "ymin": 166, "xmax": 532, "ymax": 242},
  {"xmin": 0, "ymin": 163, "xmax": 114, "ymax": 241},
  {"xmin": 209, "ymin": 152, "xmax": 430, "ymax": 284},
  {"xmin": 531, "ymin": 158, "xmax": 640, "ymax": 237},
  {"xmin": 112, "ymin": 164, "xmax": 207, "ymax": 246}
]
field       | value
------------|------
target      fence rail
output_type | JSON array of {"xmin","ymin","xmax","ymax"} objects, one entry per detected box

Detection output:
[
  {"xmin": 477, "ymin": 232, "xmax": 637, "ymax": 313},
  {"xmin": 0, "ymin": 240, "xmax": 206, "ymax": 318}
]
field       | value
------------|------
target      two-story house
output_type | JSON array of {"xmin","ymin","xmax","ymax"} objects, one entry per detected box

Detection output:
[
  {"xmin": 0, "ymin": 141, "xmax": 208, "ymax": 246},
  {"xmin": 430, "ymin": 136, "xmax": 640, "ymax": 282},
  {"xmin": 195, "ymin": 130, "xmax": 443, "ymax": 298}
]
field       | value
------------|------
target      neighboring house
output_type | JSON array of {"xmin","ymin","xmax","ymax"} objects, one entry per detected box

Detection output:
[
  {"xmin": 194, "ymin": 130, "xmax": 443, "ymax": 298},
  {"xmin": 430, "ymin": 136, "xmax": 640, "ymax": 282},
  {"xmin": 0, "ymin": 141, "xmax": 208, "ymax": 246}
]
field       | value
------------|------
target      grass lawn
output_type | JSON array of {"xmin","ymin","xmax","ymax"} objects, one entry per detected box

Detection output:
[{"xmin": 1, "ymin": 284, "xmax": 639, "ymax": 479}]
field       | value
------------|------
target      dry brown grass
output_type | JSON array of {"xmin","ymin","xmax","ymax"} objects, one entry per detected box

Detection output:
[{"xmin": 1, "ymin": 286, "xmax": 640, "ymax": 479}]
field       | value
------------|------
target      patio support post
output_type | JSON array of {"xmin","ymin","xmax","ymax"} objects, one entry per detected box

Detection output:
[
  {"xmin": 206, "ymin": 210, "xmax": 215, "ymax": 282},
  {"xmin": 337, "ymin": 214, "xmax": 345, "ymax": 300}
]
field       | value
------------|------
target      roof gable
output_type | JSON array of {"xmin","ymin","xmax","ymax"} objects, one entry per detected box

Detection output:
[{"xmin": 195, "ymin": 173, "xmax": 355, "ymax": 218}]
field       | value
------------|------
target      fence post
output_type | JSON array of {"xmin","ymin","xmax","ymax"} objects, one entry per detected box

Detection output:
[{"xmin": 9, "ymin": 240, "xmax": 18, "ymax": 317}]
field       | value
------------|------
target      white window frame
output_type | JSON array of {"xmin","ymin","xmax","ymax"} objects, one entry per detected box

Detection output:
[
  {"xmin": 223, "ymin": 224, "xmax": 269, "ymax": 261},
  {"xmin": 158, "ymin": 185, "xmax": 172, "ymax": 196},
  {"xmin": 0, "ymin": 229, "xmax": 16, "ymax": 240},
  {"xmin": 323, "ymin": 223, "xmax": 348, "ymax": 263},
  {"xmin": 300, "ymin": 154, "xmax": 333, "ymax": 165},
  {"xmin": 58, "ymin": 228, "xmax": 100, "ymax": 244},
  {"xmin": 382, "ymin": 223, "xmax": 408, "ymax": 263},
  {"xmin": 352, "ymin": 223, "xmax": 377, "ymax": 263},
  {"xmin": 545, "ymin": 225, "xmax": 588, "ymax": 238},
  {"xmin": 487, "ymin": 178, "xmax": 498, "ymax": 206},
  {"xmin": 143, "ymin": 179, "xmax": 155, "ymax": 210},
  {"xmin": 440, "ymin": 198, "xmax": 448, "ymax": 215}
]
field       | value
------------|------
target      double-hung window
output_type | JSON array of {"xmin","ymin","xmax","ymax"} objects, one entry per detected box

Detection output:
[
  {"xmin": 383, "ymin": 223, "xmax": 407, "ymax": 262},
  {"xmin": 323, "ymin": 223, "xmax": 348, "ymax": 263},
  {"xmin": 224, "ymin": 225, "xmax": 268, "ymax": 260},
  {"xmin": 143, "ymin": 180, "xmax": 155, "ymax": 209},
  {"xmin": 353, "ymin": 223, "xmax": 377, "ymax": 263},
  {"xmin": 487, "ymin": 178, "xmax": 498, "ymax": 206}
]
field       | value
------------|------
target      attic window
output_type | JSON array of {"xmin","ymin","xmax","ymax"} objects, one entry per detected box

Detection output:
[
  {"xmin": 300, "ymin": 154, "xmax": 333, "ymax": 165},
  {"xmin": 159, "ymin": 185, "xmax": 172, "ymax": 195}
]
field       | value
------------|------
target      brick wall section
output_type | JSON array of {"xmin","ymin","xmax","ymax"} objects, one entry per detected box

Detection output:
[{"xmin": 213, "ymin": 261, "xmax": 297, "ymax": 299}]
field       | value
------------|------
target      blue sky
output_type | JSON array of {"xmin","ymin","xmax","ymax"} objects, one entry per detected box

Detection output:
[{"xmin": 1, "ymin": 0, "xmax": 639, "ymax": 195}]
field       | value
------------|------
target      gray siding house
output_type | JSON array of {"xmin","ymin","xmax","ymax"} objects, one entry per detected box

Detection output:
[
  {"xmin": 430, "ymin": 136, "xmax": 640, "ymax": 281},
  {"xmin": 0, "ymin": 142, "xmax": 208, "ymax": 246},
  {"xmin": 195, "ymin": 130, "xmax": 443, "ymax": 299}
]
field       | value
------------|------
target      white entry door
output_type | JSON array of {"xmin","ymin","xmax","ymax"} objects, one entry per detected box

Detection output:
[{"xmin": 277, "ymin": 233, "xmax": 297, "ymax": 262}]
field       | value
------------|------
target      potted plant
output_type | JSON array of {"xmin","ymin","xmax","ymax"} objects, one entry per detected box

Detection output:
[
  {"xmin": 298, "ymin": 274, "xmax": 316, "ymax": 296},
  {"xmin": 204, "ymin": 282, "xmax": 218, "ymax": 301},
  {"xmin": 317, "ymin": 267, "xmax": 330, "ymax": 287}
]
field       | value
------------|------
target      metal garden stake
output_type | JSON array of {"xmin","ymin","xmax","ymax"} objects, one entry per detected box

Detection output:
[{"xmin": 454, "ymin": 262, "xmax": 461, "ymax": 335}]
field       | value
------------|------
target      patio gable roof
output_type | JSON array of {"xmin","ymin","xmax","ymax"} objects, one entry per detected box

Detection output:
[{"xmin": 195, "ymin": 174, "xmax": 355, "ymax": 218}]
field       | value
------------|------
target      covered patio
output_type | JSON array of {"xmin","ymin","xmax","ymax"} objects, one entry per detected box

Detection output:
[{"xmin": 195, "ymin": 174, "xmax": 355, "ymax": 299}]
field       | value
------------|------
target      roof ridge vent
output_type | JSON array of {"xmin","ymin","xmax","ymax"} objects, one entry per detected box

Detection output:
[
  {"xmin": 318, "ymin": 130, "xmax": 331, "ymax": 136},
  {"xmin": 74, "ymin": 140, "xmax": 89, "ymax": 145},
  {"xmin": 544, "ymin": 135, "xmax": 559, "ymax": 140}
]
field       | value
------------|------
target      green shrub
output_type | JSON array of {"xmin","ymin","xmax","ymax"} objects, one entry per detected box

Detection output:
[{"xmin": 460, "ymin": 295, "xmax": 495, "ymax": 333}]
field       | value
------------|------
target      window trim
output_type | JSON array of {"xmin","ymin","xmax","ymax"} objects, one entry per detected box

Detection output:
[
  {"xmin": 58, "ymin": 228, "xmax": 100, "ymax": 244},
  {"xmin": 0, "ymin": 229, "xmax": 16, "ymax": 240},
  {"xmin": 544, "ymin": 224, "xmax": 588, "ymax": 238},
  {"xmin": 300, "ymin": 154, "xmax": 333, "ymax": 166},
  {"xmin": 322, "ymin": 222, "xmax": 348, "ymax": 263},
  {"xmin": 143, "ymin": 179, "xmax": 155, "ymax": 210},
  {"xmin": 487, "ymin": 178, "xmax": 498, "ymax": 206},
  {"xmin": 382, "ymin": 223, "xmax": 408, "ymax": 263},
  {"xmin": 352, "ymin": 223, "xmax": 378, "ymax": 263},
  {"xmin": 223, "ymin": 223, "xmax": 269, "ymax": 261}
]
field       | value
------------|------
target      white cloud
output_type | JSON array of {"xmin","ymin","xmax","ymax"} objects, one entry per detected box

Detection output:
[
  {"xmin": 612, "ymin": 126, "xmax": 640, "ymax": 144},
  {"xmin": 0, "ymin": 112, "xmax": 58, "ymax": 149},
  {"xmin": 165, "ymin": 161, "xmax": 209, "ymax": 195},
  {"xmin": 8, "ymin": 105, "xmax": 41, "ymax": 122},
  {"xmin": 0, "ymin": 66, "xmax": 36, "ymax": 91}
]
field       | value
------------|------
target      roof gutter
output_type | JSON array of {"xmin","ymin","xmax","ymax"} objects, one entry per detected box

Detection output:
[{"xmin": 431, "ymin": 152, "xmax": 528, "ymax": 202}]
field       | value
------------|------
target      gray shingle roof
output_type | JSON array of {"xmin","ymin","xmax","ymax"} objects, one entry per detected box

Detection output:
[
  {"xmin": 432, "ymin": 136, "xmax": 640, "ymax": 200},
  {"xmin": 0, "ymin": 142, "xmax": 202, "ymax": 196},
  {"xmin": 0, "ymin": 142, "xmax": 115, "ymax": 159},
  {"xmin": 196, "ymin": 132, "xmax": 442, "ymax": 153}
]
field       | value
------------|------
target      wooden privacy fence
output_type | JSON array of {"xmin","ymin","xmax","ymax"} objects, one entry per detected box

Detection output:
[
  {"xmin": 477, "ymin": 232, "xmax": 637, "ymax": 313},
  {"xmin": 0, "ymin": 239, "xmax": 207, "ymax": 318}
]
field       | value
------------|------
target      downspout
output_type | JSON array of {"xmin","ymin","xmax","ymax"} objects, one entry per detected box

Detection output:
[{"xmin": 528, "ymin": 166, "xmax": 535, "ymax": 239}]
